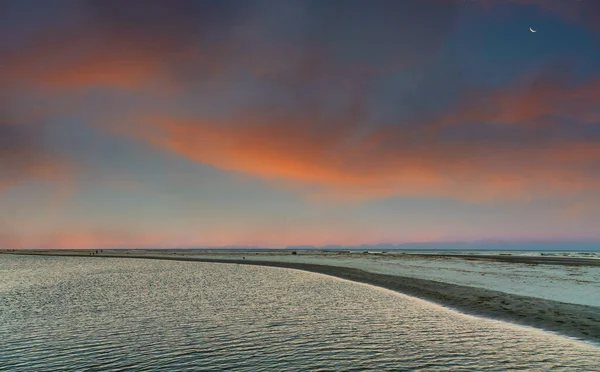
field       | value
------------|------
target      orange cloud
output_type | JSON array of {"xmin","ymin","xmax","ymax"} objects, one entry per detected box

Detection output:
[
  {"xmin": 2, "ymin": 0, "xmax": 454, "ymax": 95},
  {"xmin": 428, "ymin": 74, "xmax": 600, "ymax": 131},
  {"xmin": 93, "ymin": 63, "xmax": 597, "ymax": 204},
  {"xmin": 129, "ymin": 105, "xmax": 600, "ymax": 202},
  {"xmin": 0, "ymin": 155, "xmax": 74, "ymax": 198},
  {"xmin": 0, "ymin": 123, "xmax": 75, "ymax": 197},
  {"xmin": 3, "ymin": 31, "xmax": 175, "ymax": 91}
]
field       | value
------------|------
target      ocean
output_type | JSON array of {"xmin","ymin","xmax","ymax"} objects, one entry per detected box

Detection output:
[{"xmin": 1, "ymin": 255, "xmax": 598, "ymax": 371}]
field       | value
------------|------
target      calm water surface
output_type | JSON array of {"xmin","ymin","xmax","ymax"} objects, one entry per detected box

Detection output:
[{"xmin": 1, "ymin": 255, "xmax": 598, "ymax": 371}]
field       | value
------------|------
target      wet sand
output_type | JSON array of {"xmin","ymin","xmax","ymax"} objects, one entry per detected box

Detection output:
[{"xmin": 3, "ymin": 250, "xmax": 599, "ymax": 344}]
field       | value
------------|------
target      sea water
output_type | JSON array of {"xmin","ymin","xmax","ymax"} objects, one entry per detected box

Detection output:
[{"xmin": 1, "ymin": 255, "xmax": 598, "ymax": 371}]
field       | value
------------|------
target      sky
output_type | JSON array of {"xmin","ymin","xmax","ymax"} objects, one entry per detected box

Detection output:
[{"xmin": 1, "ymin": 0, "xmax": 599, "ymax": 249}]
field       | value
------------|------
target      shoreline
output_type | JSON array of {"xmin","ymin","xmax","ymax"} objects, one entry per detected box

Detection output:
[{"xmin": 3, "ymin": 250, "xmax": 599, "ymax": 344}]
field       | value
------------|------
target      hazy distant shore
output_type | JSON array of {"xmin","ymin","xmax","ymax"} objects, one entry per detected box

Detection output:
[{"xmin": 3, "ymin": 249, "xmax": 599, "ymax": 344}]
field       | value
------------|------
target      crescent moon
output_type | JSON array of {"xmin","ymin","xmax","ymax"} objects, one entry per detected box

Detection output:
[{"xmin": 529, "ymin": 27, "xmax": 537, "ymax": 33}]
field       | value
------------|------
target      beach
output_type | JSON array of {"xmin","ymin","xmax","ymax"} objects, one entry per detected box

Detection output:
[{"xmin": 2, "ymin": 249, "xmax": 599, "ymax": 344}]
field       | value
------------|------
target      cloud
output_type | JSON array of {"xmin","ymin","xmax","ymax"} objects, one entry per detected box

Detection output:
[
  {"xmin": 129, "ymin": 69, "xmax": 600, "ymax": 202},
  {"xmin": 0, "ymin": 0, "xmax": 459, "ymax": 205},
  {"xmin": 427, "ymin": 72, "xmax": 600, "ymax": 131},
  {"xmin": 2, "ymin": 0, "xmax": 459, "ymax": 93},
  {"xmin": 2, "ymin": 0, "xmax": 599, "ymax": 205},
  {"xmin": 0, "ymin": 0, "xmax": 464, "ymax": 200},
  {"xmin": 0, "ymin": 123, "xmax": 74, "ymax": 196},
  {"xmin": 3, "ymin": 22, "xmax": 182, "ymax": 92}
]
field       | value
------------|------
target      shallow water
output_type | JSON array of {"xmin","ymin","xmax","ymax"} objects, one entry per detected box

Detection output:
[
  {"xmin": 198, "ymin": 252, "xmax": 600, "ymax": 306},
  {"xmin": 1, "ymin": 255, "xmax": 598, "ymax": 371}
]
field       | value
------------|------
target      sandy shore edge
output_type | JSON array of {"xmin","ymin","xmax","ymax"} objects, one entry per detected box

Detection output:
[{"xmin": 3, "ymin": 251, "xmax": 599, "ymax": 344}]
